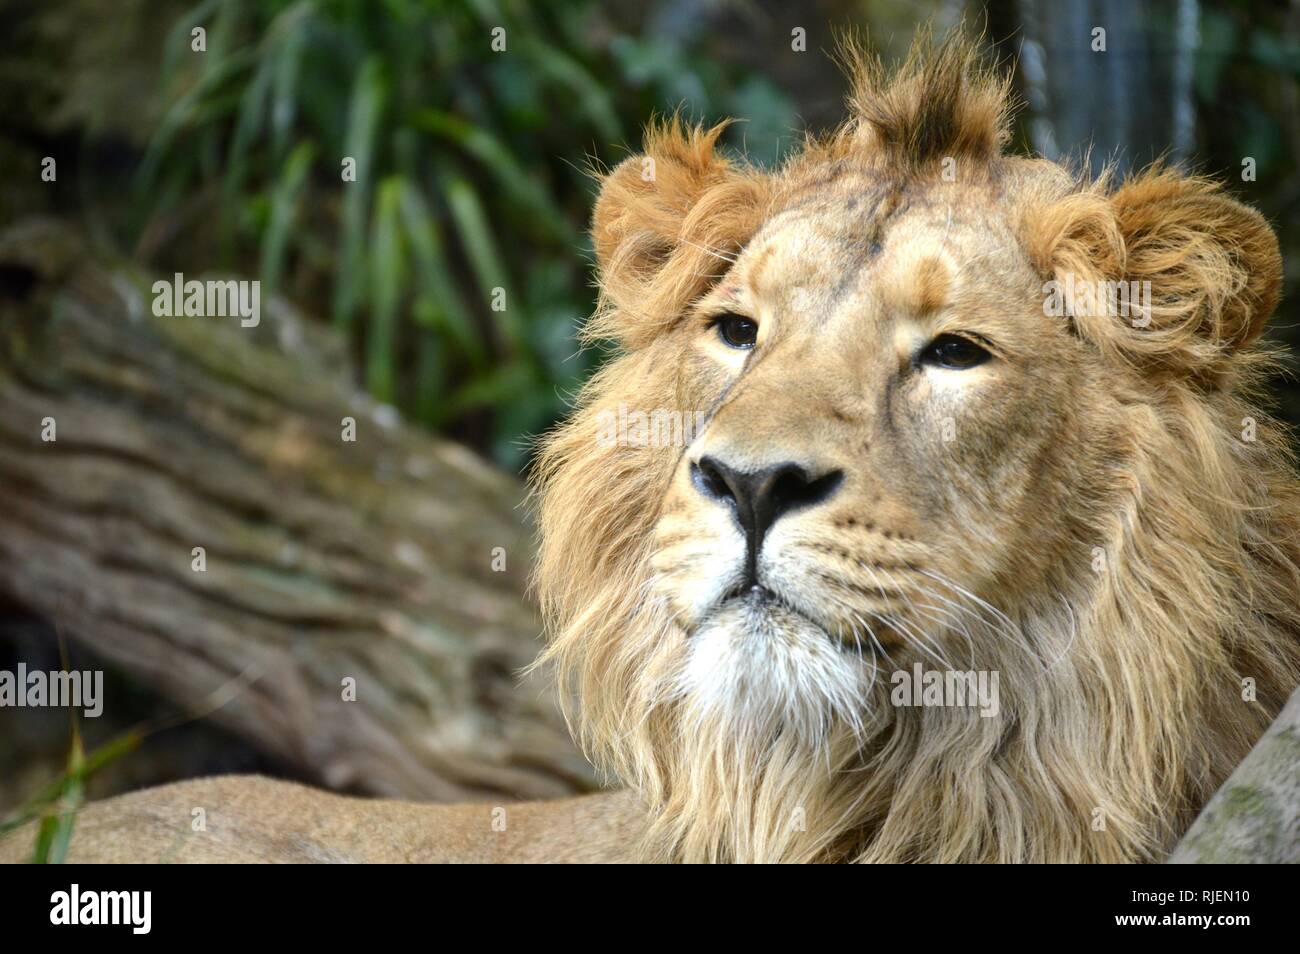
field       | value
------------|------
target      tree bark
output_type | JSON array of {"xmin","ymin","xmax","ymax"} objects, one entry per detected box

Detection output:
[
  {"xmin": 1168, "ymin": 684, "xmax": 1300, "ymax": 863},
  {"xmin": 0, "ymin": 218, "xmax": 593, "ymax": 801}
]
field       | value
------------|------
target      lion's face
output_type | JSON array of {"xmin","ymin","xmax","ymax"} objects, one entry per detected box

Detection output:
[
  {"xmin": 649, "ymin": 178, "xmax": 1110, "ymax": 730},
  {"xmin": 535, "ymin": 36, "xmax": 1297, "ymax": 862}
]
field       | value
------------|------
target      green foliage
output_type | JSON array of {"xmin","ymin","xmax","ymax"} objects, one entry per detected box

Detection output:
[
  {"xmin": 135, "ymin": 0, "xmax": 796, "ymax": 467},
  {"xmin": 1, "ymin": 723, "xmax": 144, "ymax": 864},
  {"xmin": 1189, "ymin": 3, "xmax": 1300, "ymax": 429}
]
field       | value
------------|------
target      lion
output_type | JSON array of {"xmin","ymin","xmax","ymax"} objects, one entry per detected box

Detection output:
[{"xmin": 3, "ymin": 32, "xmax": 1298, "ymax": 864}]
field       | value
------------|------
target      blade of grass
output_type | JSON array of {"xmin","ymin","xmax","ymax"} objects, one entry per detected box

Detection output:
[
  {"xmin": 160, "ymin": 0, "xmax": 221, "ymax": 87},
  {"xmin": 194, "ymin": 0, "xmax": 245, "ymax": 184},
  {"xmin": 5, "ymin": 659, "xmax": 262, "ymax": 861},
  {"xmin": 417, "ymin": 109, "xmax": 576, "ymax": 245},
  {"xmin": 0, "ymin": 729, "xmax": 145, "ymax": 839},
  {"xmin": 221, "ymin": 51, "xmax": 276, "ymax": 257},
  {"xmin": 415, "ymin": 322, "xmax": 446, "ymax": 427},
  {"xmin": 269, "ymin": 1, "xmax": 313, "ymax": 159},
  {"xmin": 443, "ymin": 362, "xmax": 536, "ymax": 417},
  {"xmin": 31, "ymin": 636, "xmax": 87, "ymax": 865},
  {"xmin": 518, "ymin": 37, "xmax": 622, "ymax": 143},
  {"xmin": 261, "ymin": 139, "xmax": 316, "ymax": 297},
  {"xmin": 333, "ymin": 55, "xmax": 386, "ymax": 332},
  {"xmin": 397, "ymin": 181, "xmax": 486, "ymax": 367},
  {"xmin": 440, "ymin": 167, "xmax": 529, "ymax": 357},
  {"xmin": 31, "ymin": 738, "xmax": 84, "ymax": 868},
  {"xmin": 365, "ymin": 175, "xmax": 406, "ymax": 403},
  {"xmin": 137, "ymin": 48, "xmax": 257, "ymax": 191},
  {"xmin": 199, "ymin": 0, "xmax": 241, "ymax": 81}
]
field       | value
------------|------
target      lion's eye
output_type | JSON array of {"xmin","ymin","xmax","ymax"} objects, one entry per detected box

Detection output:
[
  {"xmin": 919, "ymin": 333, "xmax": 990, "ymax": 370},
  {"xmin": 714, "ymin": 313, "xmax": 759, "ymax": 349}
]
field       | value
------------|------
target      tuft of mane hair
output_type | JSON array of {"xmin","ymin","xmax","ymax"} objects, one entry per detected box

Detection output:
[
  {"xmin": 839, "ymin": 29, "xmax": 1014, "ymax": 173},
  {"xmin": 586, "ymin": 118, "xmax": 771, "ymax": 348}
]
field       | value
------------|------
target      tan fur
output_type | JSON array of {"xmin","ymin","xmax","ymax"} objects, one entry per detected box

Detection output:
[
  {"xmin": 0, "ymin": 778, "xmax": 642, "ymax": 863},
  {"xmin": 532, "ymin": 31, "xmax": 1300, "ymax": 863},
  {"xmin": 6, "ymin": 31, "xmax": 1297, "ymax": 865}
]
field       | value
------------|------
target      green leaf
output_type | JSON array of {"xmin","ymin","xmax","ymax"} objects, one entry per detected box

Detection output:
[
  {"xmin": 397, "ymin": 181, "xmax": 486, "ymax": 366},
  {"xmin": 444, "ymin": 360, "xmax": 536, "ymax": 416},
  {"xmin": 416, "ymin": 109, "xmax": 576, "ymax": 245},
  {"xmin": 440, "ymin": 168, "xmax": 529, "ymax": 356},
  {"xmin": 333, "ymin": 56, "xmax": 387, "ymax": 332},
  {"xmin": 160, "ymin": 0, "xmax": 221, "ymax": 87},
  {"xmin": 364, "ymin": 175, "xmax": 406, "ymax": 403},
  {"xmin": 518, "ymin": 37, "xmax": 622, "ymax": 143},
  {"xmin": 261, "ymin": 140, "xmax": 317, "ymax": 296},
  {"xmin": 138, "ymin": 47, "xmax": 257, "ymax": 191},
  {"xmin": 220, "ymin": 50, "xmax": 276, "ymax": 257},
  {"xmin": 268, "ymin": 2, "xmax": 314, "ymax": 158},
  {"xmin": 31, "ymin": 725, "xmax": 86, "ymax": 864},
  {"xmin": 415, "ymin": 324, "xmax": 447, "ymax": 426},
  {"xmin": 2, "ymin": 730, "xmax": 144, "ymax": 840}
]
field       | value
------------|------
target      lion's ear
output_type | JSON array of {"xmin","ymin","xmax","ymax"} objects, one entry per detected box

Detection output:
[
  {"xmin": 1114, "ymin": 168, "xmax": 1282, "ymax": 358},
  {"xmin": 590, "ymin": 119, "xmax": 769, "ymax": 347},
  {"xmin": 1035, "ymin": 166, "xmax": 1282, "ymax": 381}
]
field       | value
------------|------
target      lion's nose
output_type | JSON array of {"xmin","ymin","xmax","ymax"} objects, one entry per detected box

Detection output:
[{"xmin": 692, "ymin": 455, "xmax": 843, "ymax": 580}]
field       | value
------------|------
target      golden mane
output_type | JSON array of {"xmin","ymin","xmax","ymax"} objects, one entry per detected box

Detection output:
[{"xmin": 531, "ymin": 31, "xmax": 1300, "ymax": 862}]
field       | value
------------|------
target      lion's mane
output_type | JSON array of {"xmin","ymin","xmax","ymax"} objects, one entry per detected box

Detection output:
[{"xmin": 531, "ymin": 33, "xmax": 1300, "ymax": 863}]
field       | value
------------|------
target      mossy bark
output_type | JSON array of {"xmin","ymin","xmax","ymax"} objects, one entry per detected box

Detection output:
[
  {"xmin": 1169, "ymin": 685, "xmax": 1300, "ymax": 863},
  {"xmin": 0, "ymin": 219, "xmax": 592, "ymax": 801}
]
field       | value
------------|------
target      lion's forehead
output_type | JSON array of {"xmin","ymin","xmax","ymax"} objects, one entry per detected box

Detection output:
[{"xmin": 739, "ymin": 183, "xmax": 1031, "ymax": 324}]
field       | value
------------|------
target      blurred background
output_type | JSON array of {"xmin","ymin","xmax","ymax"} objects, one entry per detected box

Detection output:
[{"xmin": 1, "ymin": 0, "xmax": 1298, "ymax": 848}]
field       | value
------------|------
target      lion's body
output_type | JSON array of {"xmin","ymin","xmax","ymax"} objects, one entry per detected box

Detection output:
[
  {"xmin": 5, "ymin": 32, "xmax": 1299, "ymax": 865},
  {"xmin": 0, "ymin": 778, "xmax": 641, "ymax": 863}
]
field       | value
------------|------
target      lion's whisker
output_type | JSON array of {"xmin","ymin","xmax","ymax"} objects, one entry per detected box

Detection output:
[
  {"xmin": 678, "ymin": 237, "xmax": 740, "ymax": 264},
  {"xmin": 861, "ymin": 563, "xmax": 956, "ymax": 671}
]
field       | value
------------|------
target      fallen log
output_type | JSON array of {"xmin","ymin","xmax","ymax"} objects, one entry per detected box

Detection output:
[
  {"xmin": 0, "ymin": 218, "xmax": 593, "ymax": 801},
  {"xmin": 1168, "ymin": 683, "xmax": 1300, "ymax": 863}
]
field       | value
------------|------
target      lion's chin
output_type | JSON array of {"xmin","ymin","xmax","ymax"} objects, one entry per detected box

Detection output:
[{"xmin": 672, "ymin": 593, "xmax": 871, "ymax": 745}]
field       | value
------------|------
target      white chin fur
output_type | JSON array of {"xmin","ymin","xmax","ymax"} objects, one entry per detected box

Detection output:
[{"xmin": 671, "ymin": 599, "xmax": 871, "ymax": 746}]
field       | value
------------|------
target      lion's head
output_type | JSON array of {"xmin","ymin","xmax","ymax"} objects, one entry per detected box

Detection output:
[{"xmin": 532, "ymin": 33, "xmax": 1300, "ymax": 862}]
